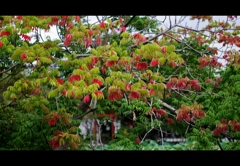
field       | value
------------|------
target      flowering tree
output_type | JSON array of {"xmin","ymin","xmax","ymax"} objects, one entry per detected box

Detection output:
[{"xmin": 1, "ymin": 15, "xmax": 240, "ymax": 150}]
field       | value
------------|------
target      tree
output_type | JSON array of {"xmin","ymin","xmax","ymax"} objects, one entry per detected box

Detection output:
[{"xmin": 1, "ymin": 15, "xmax": 240, "ymax": 150}]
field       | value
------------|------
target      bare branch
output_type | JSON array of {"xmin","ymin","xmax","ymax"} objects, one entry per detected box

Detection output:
[
  {"xmin": 169, "ymin": 16, "xmax": 172, "ymax": 29},
  {"xmin": 176, "ymin": 25, "xmax": 210, "ymax": 37},
  {"xmin": 159, "ymin": 99, "xmax": 176, "ymax": 114},
  {"xmin": 165, "ymin": 33, "xmax": 203, "ymax": 55},
  {"xmin": 123, "ymin": 15, "xmax": 136, "ymax": 28},
  {"xmin": 96, "ymin": 16, "xmax": 101, "ymax": 23},
  {"xmin": 140, "ymin": 128, "xmax": 153, "ymax": 144},
  {"xmin": 76, "ymin": 54, "xmax": 91, "ymax": 58},
  {"xmin": 0, "ymin": 63, "xmax": 20, "ymax": 74}
]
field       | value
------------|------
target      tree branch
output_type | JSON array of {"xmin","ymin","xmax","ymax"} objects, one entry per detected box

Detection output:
[
  {"xmin": 0, "ymin": 63, "xmax": 20, "ymax": 74},
  {"xmin": 123, "ymin": 15, "xmax": 136, "ymax": 28}
]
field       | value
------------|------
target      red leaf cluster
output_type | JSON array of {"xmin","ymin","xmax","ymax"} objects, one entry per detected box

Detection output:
[
  {"xmin": 189, "ymin": 80, "xmax": 201, "ymax": 91},
  {"xmin": 108, "ymin": 87, "xmax": 123, "ymax": 101},
  {"xmin": 0, "ymin": 40, "xmax": 3, "ymax": 48},
  {"xmin": 20, "ymin": 34, "xmax": 31, "ymax": 41},
  {"xmin": 88, "ymin": 29, "xmax": 93, "ymax": 37},
  {"xmin": 150, "ymin": 89, "xmax": 154, "ymax": 96},
  {"xmin": 49, "ymin": 137, "xmax": 59, "ymax": 149},
  {"xmin": 136, "ymin": 137, "xmax": 141, "ymax": 144},
  {"xmin": 128, "ymin": 91, "xmax": 141, "ymax": 99},
  {"xmin": 100, "ymin": 22, "xmax": 105, "ymax": 29},
  {"xmin": 53, "ymin": 130, "xmax": 63, "ymax": 136},
  {"xmin": 229, "ymin": 120, "xmax": 240, "ymax": 132},
  {"xmin": 213, "ymin": 123, "xmax": 228, "ymax": 136},
  {"xmin": 105, "ymin": 60, "xmax": 115, "ymax": 67},
  {"xmin": 64, "ymin": 34, "xmax": 72, "ymax": 46},
  {"xmin": 150, "ymin": 59, "xmax": 158, "ymax": 67},
  {"xmin": 126, "ymin": 83, "xmax": 131, "ymax": 91},
  {"xmin": 191, "ymin": 110, "xmax": 206, "ymax": 118},
  {"xmin": 156, "ymin": 109, "xmax": 167, "ymax": 117},
  {"xmin": 133, "ymin": 33, "xmax": 146, "ymax": 42},
  {"xmin": 166, "ymin": 118, "xmax": 174, "ymax": 124},
  {"xmin": 96, "ymin": 38, "xmax": 102, "ymax": 45},
  {"xmin": 92, "ymin": 78, "xmax": 103, "ymax": 87},
  {"xmin": 75, "ymin": 16, "xmax": 81, "ymax": 22},
  {"xmin": 136, "ymin": 62, "xmax": 148, "ymax": 71},
  {"xmin": 67, "ymin": 75, "xmax": 81, "ymax": 83},
  {"xmin": 161, "ymin": 47, "xmax": 167, "ymax": 53},
  {"xmin": 48, "ymin": 114, "xmax": 61, "ymax": 127},
  {"xmin": 83, "ymin": 95, "xmax": 91, "ymax": 103},
  {"xmin": 119, "ymin": 26, "xmax": 126, "ymax": 32},
  {"xmin": 198, "ymin": 56, "xmax": 222, "ymax": 68},
  {"xmin": 56, "ymin": 78, "xmax": 64, "ymax": 85},
  {"xmin": 95, "ymin": 91, "xmax": 103, "ymax": 97},
  {"xmin": 0, "ymin": 30, "xmax": 10, "ymax": 36},
  {"xmin": 176, "ymin": 112, "xmax": 192, "ymax": 122},
  {"xmin": 20, "ymin": 53, "xmax": 27, "ymax": 60}
]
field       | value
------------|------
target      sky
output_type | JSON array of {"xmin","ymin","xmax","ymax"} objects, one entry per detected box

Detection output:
[
  {"xmin": 41, "ymin": 16, "xmax": 240, "ymax": 40},
  {"xmin": 37, "ymin": 16, "xmax": 240, "ymax": 66}
]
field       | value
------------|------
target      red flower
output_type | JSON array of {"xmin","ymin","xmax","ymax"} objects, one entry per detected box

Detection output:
[
  {"xmin": 0, "ymin": 31, "xmax": 10, "ymax": 37},
  {"xmin": 150, "ymin": 59, "xmax": 158, "ymax": 67},
  {"xmin": 56, "ymin": 78, "xmax": 64, "ymax": 85},
  {"xmin": 92, "ymin": 78, "xmax": 103, "ymax": 87},
  {"xmin": 68, "ymin": 75, "xmax": 81, "ymax": 83},
  {"xmin": 20, "ymin": 53, "xmax": 27, "ymax": 60},
  {"xmin": 128, "ymin": 91, "xmax": 141, "ymax": 99},
  {"xmin": 100, "ymin": 22, "xmax": 105, "ymax": 29},
  {"xmin": 0, "ymin": 40, "xmax": 3, "ymax": 48},
  {"xmin": 136, "ymin": 62, "xmax": 148, "ymax": 71},
  {"xmin": 83, "ymin": 95, "xmax": 91, "ymax": 103}
]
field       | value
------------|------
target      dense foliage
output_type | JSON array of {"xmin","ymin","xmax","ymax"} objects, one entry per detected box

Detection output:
[{"xmin": 1, "ymin": 15, "xmax": 240, "ymax": 150}]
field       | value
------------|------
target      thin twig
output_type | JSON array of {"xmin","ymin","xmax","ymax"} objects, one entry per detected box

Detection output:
[{"xmin": 0, "ymin": 63, "xmax": 19, "ymax": 74}]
